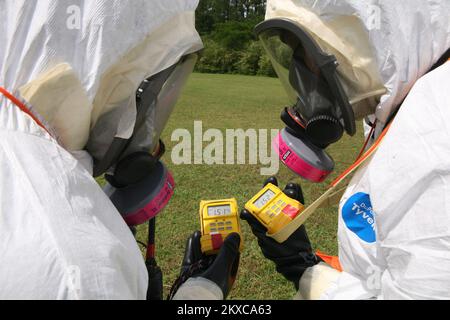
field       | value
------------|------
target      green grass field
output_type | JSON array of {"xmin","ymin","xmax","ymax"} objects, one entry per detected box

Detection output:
[{"xmin": 129, "ymin": 73, "xmax": 364, "ymax": 300}]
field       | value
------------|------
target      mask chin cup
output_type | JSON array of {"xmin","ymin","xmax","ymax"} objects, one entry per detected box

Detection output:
[
  {"xmin": 273, "ymin": 128, "xmax": 335, "ymax": 183},
  {"xmin": 106, "ymin": 152, "xmax": 158, "ymax": 188}
]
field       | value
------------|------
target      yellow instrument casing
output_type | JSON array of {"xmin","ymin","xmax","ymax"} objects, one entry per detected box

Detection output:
[
  {"xmin": 199, "ymin": 198, "xmax": 243, "ymax": 255},
  {"xmin": 245, "ymin": 183, "xmax": 304, "ymax": 234}
]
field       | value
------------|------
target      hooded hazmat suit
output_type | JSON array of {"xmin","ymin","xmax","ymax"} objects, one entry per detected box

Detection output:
[
  {"xmin": 172, "ymin": 0, "xmax": 450, "ymax": 300},
  {"xmin": 297, "ymin": 60, "xmax": 450, "ymax": 300},
  {"xmin": 0, "ymin": 0, "xmax": 202, "ymax": 299},
  {"xmin": 263, "ymin": 0, "xmax": 450, "ymax": 300}
]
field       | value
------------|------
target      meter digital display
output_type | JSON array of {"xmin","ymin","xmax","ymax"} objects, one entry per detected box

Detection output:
[
  {"xmin": 253, "ymin": 190, "xmax": 276, "ymax": 209},
  {"xmin": 207, "ymin": 205, "xmax": 231, "ymax": 217},
  {"xmin": 199, "ymin": 198, "xmax": 243, "ymax": 255},
  {"xmin": 245, "ymin": 183, "xmax": 305, "ymax": 235}
]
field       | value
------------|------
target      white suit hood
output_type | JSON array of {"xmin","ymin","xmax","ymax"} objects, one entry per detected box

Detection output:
[{"xmin": 0, "ymin": 0, "xmax": 203, "ymax": 154}]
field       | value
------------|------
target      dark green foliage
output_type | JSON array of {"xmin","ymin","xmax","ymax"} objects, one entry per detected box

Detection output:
[
  {"xmin": 211, "ymin": 20, "xmax": 256, "ymax": 50},
  {"xmin": 196, "ymin": 0, "xmax": 267, "ymax": 35},
  {"xmin": 195, "ymin": 0, "xmax": 276, "ymax": 77},
  {"xmin": 256, "ymin": 52, "xmax": 277, "ymax": 77},
  {"xmin": 195, "ymin": 38, "xmax": 242, "ymax": 74}
]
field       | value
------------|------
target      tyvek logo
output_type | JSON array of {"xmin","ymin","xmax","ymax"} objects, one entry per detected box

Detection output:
[{"xmin": 342, "ymin": 192, "xmax": 376, "ymax": 243}]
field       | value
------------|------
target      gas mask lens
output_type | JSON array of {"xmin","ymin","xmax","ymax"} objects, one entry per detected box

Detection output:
[
  {"xmin": 256, "ymin": 19, "xmax": 356, "ymax": 183},
  {"xmin": 101, "ymin": 53, "xmax": 198, "ymax": 226},
  {"xmin": 258, "ymin": 29, "xmax": 299, "ymax": 106},
  {"xmin": 259, "ymin": 26, "xmax": 345, "ymax": 146}
]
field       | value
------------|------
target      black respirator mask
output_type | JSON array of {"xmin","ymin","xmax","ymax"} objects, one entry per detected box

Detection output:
[
  {"xmin": 87, "ymin": 53, "xmax": 198, "ymax": 226},
  {"xmin": 256, "ymin": 19, "xmax": 356, "ymax": 183}
]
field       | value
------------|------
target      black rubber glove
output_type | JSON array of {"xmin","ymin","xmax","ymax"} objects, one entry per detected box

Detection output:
[
  {"xmin": 168, "ymin": 232, "xmax": 241, "ymax": 300},
  {"xmin": 241, "ymin": 177, "xmax": 320, "ymax": 290}
]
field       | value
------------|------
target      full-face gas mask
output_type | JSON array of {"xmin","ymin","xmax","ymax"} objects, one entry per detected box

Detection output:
[
  {"xmin": 87, "ymin": 52, "xmax": 199, "ymax": 301},
  {"xmin": 91, "ymin": 53, "xmax": 198, "ymax": 226},
  {"xmin": 256, "ymin": 19, "xmax": 358, "ymax": 183}
]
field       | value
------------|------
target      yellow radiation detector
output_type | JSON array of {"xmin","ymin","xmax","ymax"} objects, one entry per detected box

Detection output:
[
  {"xmin": 245, "ymin": 183, "xmax": 304, "ymax": 234},
  {"xmin": 199, "ymin": 198, "xmax": 243, "ymax": 255}
]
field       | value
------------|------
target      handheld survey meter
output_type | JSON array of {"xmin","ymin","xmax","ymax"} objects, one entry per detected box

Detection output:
[
  {"xmin": 245, "ymin": 183, "xmax": 304, "ymax": 234},
  {"xmin": 200, "ymin": 198, "xmax": 243, "ymax": 255}
]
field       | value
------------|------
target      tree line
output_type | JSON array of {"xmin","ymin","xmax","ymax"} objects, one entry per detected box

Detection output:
[{"xmin": 195, "ymin": 0, "xmax": 276, "ymax": 77}]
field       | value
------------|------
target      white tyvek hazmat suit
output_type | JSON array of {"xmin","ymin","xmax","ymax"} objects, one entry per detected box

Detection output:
[
  {"xmin": 0, "ymin": 0, "xmax": 202, "ymax": 299},
  {"xmin": 298, "ymin": 61, "xmax": 450, "ymax": 300},
  {"xmin": 270, "ymin": 0, "xmax": 450, "ymax": 300}
]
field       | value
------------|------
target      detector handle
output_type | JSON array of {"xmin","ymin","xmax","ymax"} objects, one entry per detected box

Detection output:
[{"xmin": 146, "ymin": 218, "xmax": 163, "ymax": 300}]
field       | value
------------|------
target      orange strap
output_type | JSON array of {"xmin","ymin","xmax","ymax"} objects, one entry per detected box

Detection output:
[
  {"xmin": 316, "ymin": 251, "xmax": 343, "ymax": 272},
  {"xmin": 330, "ymin": 122, "xmax": 392, "ymax": 188},
  {"xmin": 0, "ymin": 86, "xmax": 49, "ymax": 133}
]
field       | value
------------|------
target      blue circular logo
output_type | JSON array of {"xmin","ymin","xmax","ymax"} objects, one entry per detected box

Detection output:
[{"xmin": 342, "ymin": 192, "xmax": 376, "ymax": 243}]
